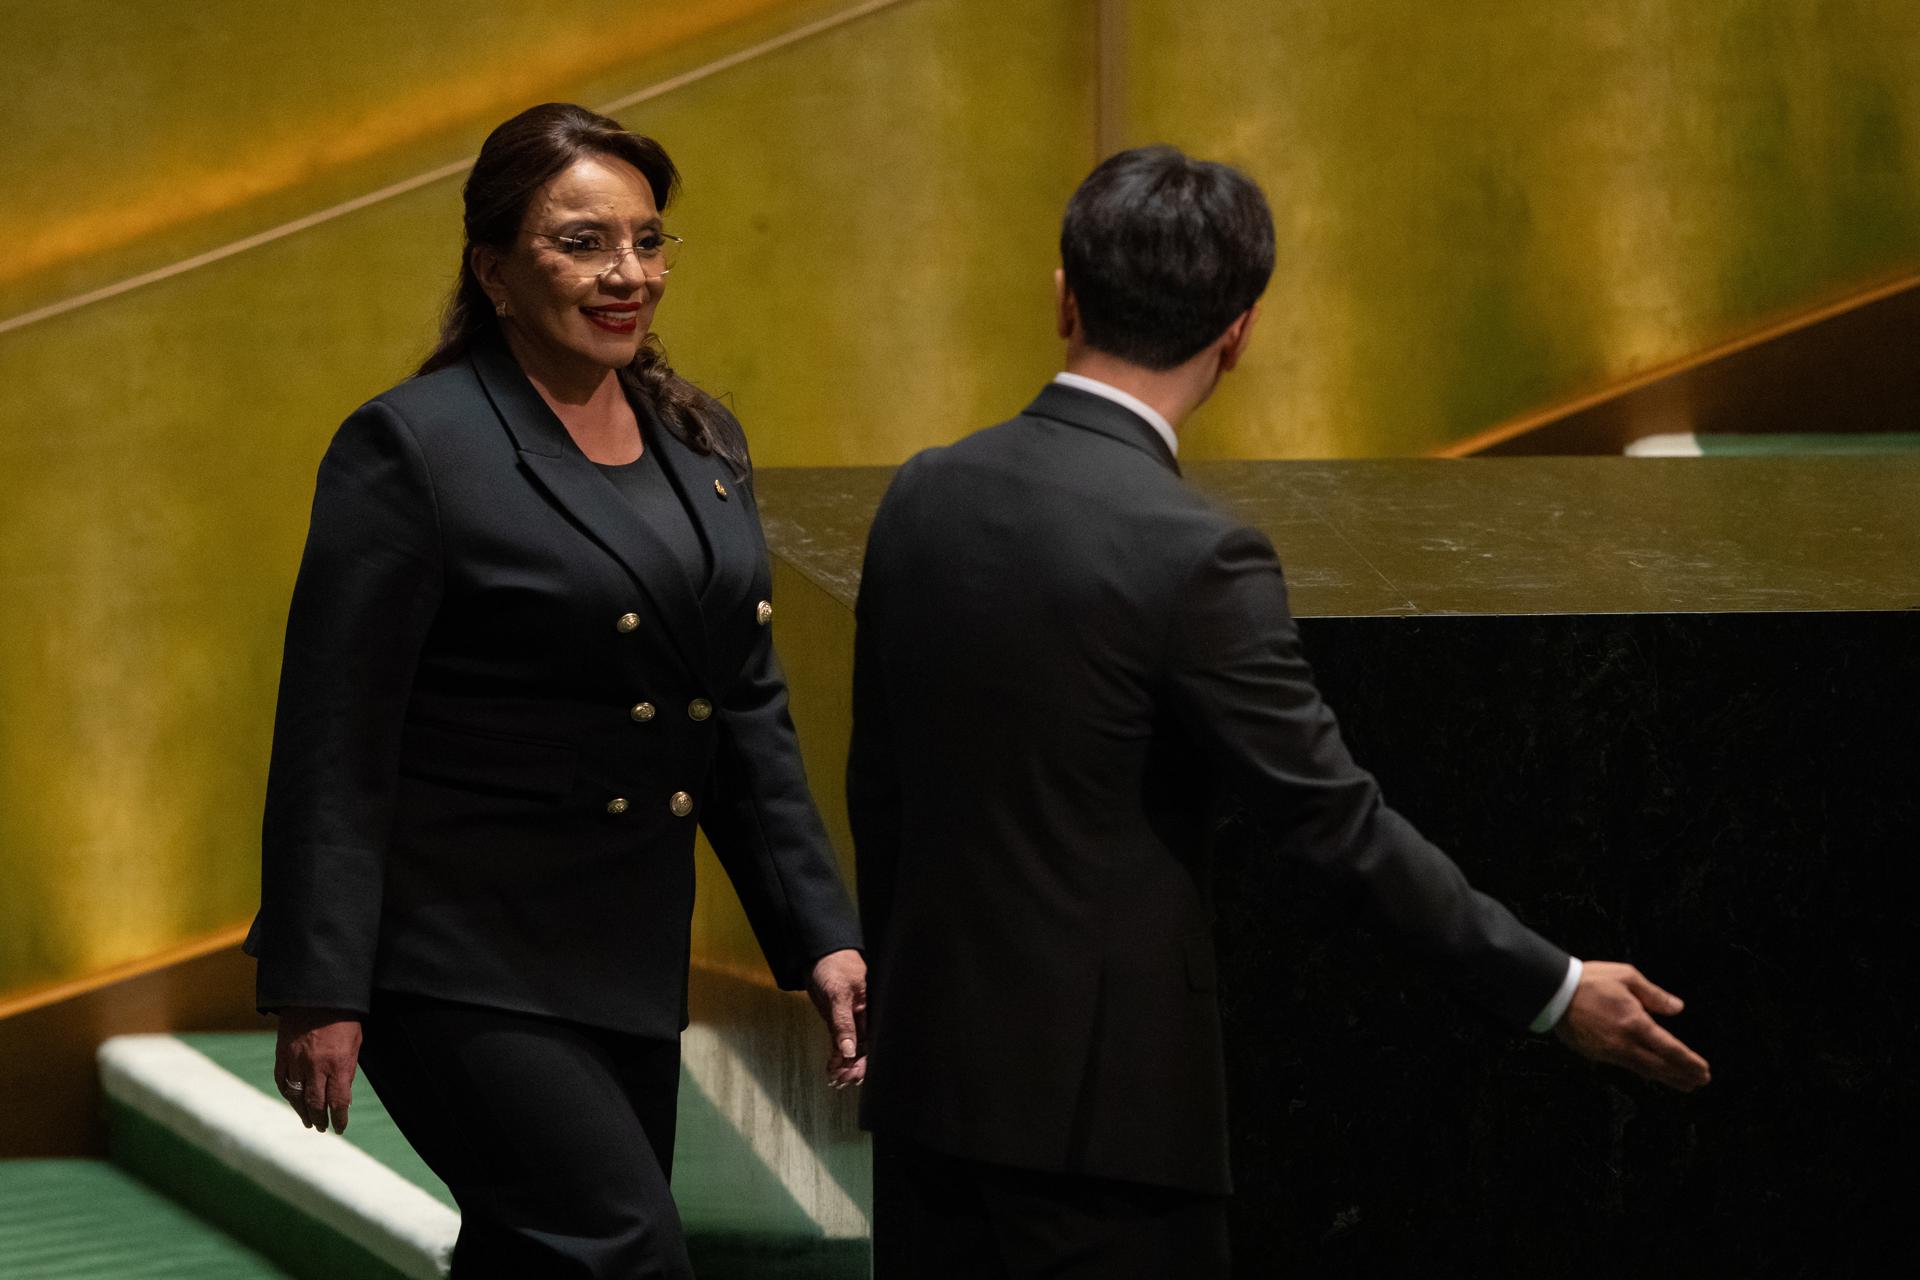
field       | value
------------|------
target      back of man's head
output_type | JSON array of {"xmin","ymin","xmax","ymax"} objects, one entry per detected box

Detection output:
[{"xmin": 1060, "ymin": 146, "xmax": 1276, "ymax": 371}]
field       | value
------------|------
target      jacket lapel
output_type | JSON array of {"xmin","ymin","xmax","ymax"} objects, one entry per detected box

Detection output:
[
  {"xmin": 1022, "ymin": 382, "xmax": 1181, "ymax": 475},
  {"xmin": 470, "ymin": 337, "xmax": 708, "ymax": 677},
  {"xmin": 649, "ymin": 414, "xmax": 767, "ymax": 676}
]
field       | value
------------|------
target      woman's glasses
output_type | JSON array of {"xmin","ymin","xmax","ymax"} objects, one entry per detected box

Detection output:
[{"xmin": 526, "ymin": 229, "xmax": 683, "ymax": 281}]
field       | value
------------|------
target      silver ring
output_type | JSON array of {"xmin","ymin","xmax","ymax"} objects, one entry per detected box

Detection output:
[{"xmin": 284, "ymin": 1079, "xmax": 306, "ymax": 1092}]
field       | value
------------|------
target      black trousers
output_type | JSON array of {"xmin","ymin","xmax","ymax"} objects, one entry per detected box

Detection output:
[
  {"xmin": 872, "ymin": 1135, "xmax": 1232, "ymax": 1279},
  {"xmin": 358, "ymin": 991, "xmax": 692, "ymax": 1279}
]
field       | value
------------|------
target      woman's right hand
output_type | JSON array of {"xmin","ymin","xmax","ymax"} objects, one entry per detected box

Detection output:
[{"xmin": 274, "ymin": 1006, "xmax": 364, "ymax": 1133}]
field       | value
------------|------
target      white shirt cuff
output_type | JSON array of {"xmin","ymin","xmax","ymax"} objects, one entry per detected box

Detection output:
[{"xmin": 1529, "ymin": 956, "xmax": 1583, "ymax": 1033}]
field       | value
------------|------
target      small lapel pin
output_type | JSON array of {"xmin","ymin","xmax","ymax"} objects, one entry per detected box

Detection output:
[{"xmin": 713, "ymin": 479, "xmax": 730, "ymax": 500}]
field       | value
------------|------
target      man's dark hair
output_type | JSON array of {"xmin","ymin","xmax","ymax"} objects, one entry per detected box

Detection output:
[{"xmin": 1060, "ymin": 145, "xmax": 1276, "ymax": 370}]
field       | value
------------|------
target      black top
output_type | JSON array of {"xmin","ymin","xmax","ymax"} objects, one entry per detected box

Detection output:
[{"xmin": 595, "ymin": 430, "xmax": 714, "ymax": 588}]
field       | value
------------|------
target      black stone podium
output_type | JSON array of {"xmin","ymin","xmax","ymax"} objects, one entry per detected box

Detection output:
[{"xmin": 752, "ymin": 457, "xmax": 1920, "ymax": 1278}]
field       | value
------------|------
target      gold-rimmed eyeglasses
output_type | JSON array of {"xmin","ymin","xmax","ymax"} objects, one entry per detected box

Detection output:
[{"xmin": 526, "ymin": 229, "xmax": 683, "ymax": 281}]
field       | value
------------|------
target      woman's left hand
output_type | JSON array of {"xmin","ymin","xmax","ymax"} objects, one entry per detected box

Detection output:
[{"xmin": 807, "ymin": 949, "xmax": 867, "ymax": 1089}]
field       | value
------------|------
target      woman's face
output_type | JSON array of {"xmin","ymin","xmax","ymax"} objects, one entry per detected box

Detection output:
[{"xmin": 476, "ymin": 152, "xmax": 666, "ymax": 382}]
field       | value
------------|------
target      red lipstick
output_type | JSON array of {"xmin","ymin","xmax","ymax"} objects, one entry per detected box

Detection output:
[{"xmin": 581, "ymin": 303, "xmax": 641, "ymax": 334}]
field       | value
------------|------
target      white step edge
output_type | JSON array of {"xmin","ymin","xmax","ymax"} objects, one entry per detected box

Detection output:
[
  {"xmin": 98, "ymin": 1034, "xmax": 455, "ymax": 1280},
  {"xmin": 1624, "ymin": 432, "xmax": 1704, "ymax": 457}
]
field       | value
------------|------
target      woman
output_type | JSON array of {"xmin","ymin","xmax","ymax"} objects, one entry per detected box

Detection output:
[{"xmin": 246, "ymin": 102, "xmax": 866, "ymax": 1278}]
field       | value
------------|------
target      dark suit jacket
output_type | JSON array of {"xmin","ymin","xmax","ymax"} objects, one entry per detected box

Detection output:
[
  {"xmin": 848, "ymin": 383, "xmax": 1568, "ymax": 1195},
  {"xmin": 248, "ymin": 335, "xmax": 859, "ymax": 1037}
]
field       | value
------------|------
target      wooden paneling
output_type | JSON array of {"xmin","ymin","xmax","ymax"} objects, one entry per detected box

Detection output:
[{"xmin": 0, "ymin": 924, "xmax": 264, "ymax": 1157}]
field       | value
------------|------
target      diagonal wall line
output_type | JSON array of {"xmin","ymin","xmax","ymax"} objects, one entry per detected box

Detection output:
[
  {"xmin": 0, "ymin": 0, "xmax": 913, "ymax": 340},
  {"xmin": 596, "ymin": 0, "xmax": 909, "ymax": 117}
]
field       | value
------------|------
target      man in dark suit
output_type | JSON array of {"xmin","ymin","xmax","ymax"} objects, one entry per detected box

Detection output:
[{"xmin": 847, "ymin": 146, "xmax": 1710, "ymax": 1278}]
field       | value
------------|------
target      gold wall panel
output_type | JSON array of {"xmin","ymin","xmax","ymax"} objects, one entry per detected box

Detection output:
[
  {"xmin": 0, "ymin": 182, "xmax": 462, "ymax": 992},
  {"xmin": 629, "ymin": 0, "xmax": 1098, "ymax": 464},
  {"xmin": 0, "ymin": 0, "xmax": 797, "ymax": 319},
  {"xmin": 1116, "ymin": 0, "xmax": 1920, "ymax": 458}
]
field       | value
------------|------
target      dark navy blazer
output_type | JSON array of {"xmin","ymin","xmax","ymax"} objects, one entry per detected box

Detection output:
[{"xmin": 248, "ymin": 335, "xmax": 859, "ymax": 1036}]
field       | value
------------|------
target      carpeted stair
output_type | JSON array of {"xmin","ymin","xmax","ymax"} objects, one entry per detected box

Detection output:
[{"xmin": 0, "ymin": 1030, "xmax": 869, "ymax": 1278}]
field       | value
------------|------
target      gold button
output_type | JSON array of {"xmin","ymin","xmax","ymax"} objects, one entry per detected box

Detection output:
[
  {"xmin": 630, "ymin": 702, "xmax": 657, "ymax": 722},
  {"xmin": 669, "ymin": 791, "xmax": 694, "ymax": 818},
  {"xmin": 688, "ymin": 698, "xmax": 713, "ymax": 722},
  {"xmin": 616, "ymin": 612, "xmax": 641, "ymax": 634},
  {"xmin": 606, "ymin": 797, "xmax": 630, "ymax": 816},
  {"xmin": 755, "ymin": 600, "xmax": 773, "ymax": 626},
  {"xmin": 713, "ymin": 479, "xmax": 730, "ymax": 500}
]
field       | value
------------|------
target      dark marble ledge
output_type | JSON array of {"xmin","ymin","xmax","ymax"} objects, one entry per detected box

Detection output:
[{"xmin": 756, "ymin": 456, "xmax": 1920, "ymax": 619}]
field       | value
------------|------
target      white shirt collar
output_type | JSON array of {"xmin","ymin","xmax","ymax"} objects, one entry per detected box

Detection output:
[{"xmin": 1051, "ymin": 372, "xmax": 1179, "ymax": 459}]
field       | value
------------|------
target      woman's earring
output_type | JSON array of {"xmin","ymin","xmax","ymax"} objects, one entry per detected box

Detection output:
[{"xmin": 494, "ymin": 298, "xmax": 511, "ymax": 317}]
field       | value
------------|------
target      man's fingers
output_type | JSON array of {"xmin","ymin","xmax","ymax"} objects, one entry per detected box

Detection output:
[
  {"xmin": 1634, "ymin": 1043, "xmax": 1707, "ymax": 1092},
  {"xmin": 1622, "ymin": 968, "xmax": 1683, "ymax": 1016},
  {"xmin": 1637, "ymin": 1019, "xmax": 1708, "ymax": 1070},
  {"xmin": 1600, "ymin": 1014, "xmax": 1710, "ymax": 1090},
  {"xmin": 1632, "ymin": 1019, "xmax": 1710, "ymax": 1085}
]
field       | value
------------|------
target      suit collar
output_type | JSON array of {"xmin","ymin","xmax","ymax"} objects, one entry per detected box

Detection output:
[
  {"xmin": 1021, "ymin": 382, "xmax": 1181, "ymax": 475},
  {"xmin": 470, "ymin": 331, "xmax": 580, "ymax": 457},
  {"xmin": 470, "ymin": 334, "xmax": 709, "ymax": 677}
]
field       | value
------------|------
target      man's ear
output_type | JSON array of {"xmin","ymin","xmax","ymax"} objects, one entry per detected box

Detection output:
[
  {"xmin": 1054, "ymin": 268, "xmax": 1077, "ymax": 341},
  {"xmin": 1217, "ymin": 304, "xmax": 1261, "ymax": 374}
]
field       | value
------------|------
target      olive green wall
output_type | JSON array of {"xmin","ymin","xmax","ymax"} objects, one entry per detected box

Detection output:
[
  {"xmin": 4, "ymin": 0, "xmax": 1917, "ymax": 996},
  {"xmin": 1119, "ymin": 0, "xmax": 1920, "ymax": 459}
]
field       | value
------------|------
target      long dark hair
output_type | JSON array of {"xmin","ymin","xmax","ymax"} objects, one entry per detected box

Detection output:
[{"xmin": 418, "ymin": 102, "xmax": 746, "ymax": 472}]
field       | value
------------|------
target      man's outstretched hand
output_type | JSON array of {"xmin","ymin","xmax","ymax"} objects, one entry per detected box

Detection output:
[{"xmin": 1555, "ymin": 961, "xmax": 1710, "ymax": 1091}]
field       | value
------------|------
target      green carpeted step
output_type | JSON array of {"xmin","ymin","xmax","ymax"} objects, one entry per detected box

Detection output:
[
  {"xmin": 1628, "ymin": 431, "xmax": 1920, "ymax": 457},
  {"xmin": 176, "ymin": 1035, "xmax": 452, "ymax": 1212},
  {"xmin": 0, "ymin": 1159, "xmax": 290, "ymax": 1278},
  {"xmin": 1696, "ymin": 432, "xmax": 1920, "ymax": 456},
  {"xmin": 104, "ymin": 1032, "xmax": 868, "ymax": 1279}
]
